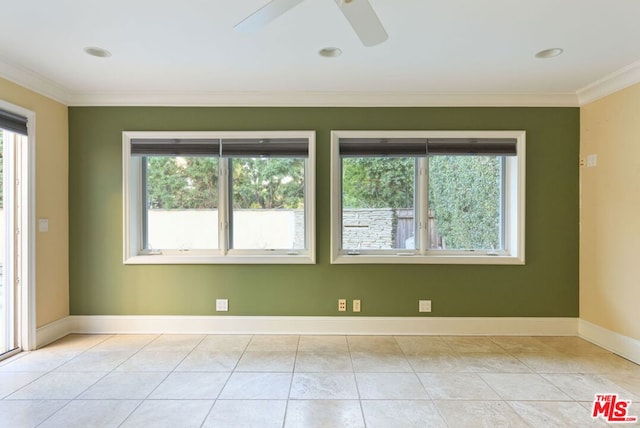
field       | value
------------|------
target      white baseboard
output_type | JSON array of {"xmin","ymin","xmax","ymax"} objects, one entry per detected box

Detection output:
[
  {"xmin": 579, "ymin": 319, "xmax": 640, "ymax": 365},
  {"xmin": 35, "ymin": 317, "xmax": 72, "ymax": 349},
  {"xmin": 51, "ymin": 315, "xmax": 579, "ymax": 337},
  {"xmin": 35, "ymin": 316, "xmax": 640, "ymax": 366}
]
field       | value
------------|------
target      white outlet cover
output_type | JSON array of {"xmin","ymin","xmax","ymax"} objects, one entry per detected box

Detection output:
[
  {"xmin": 587, "ymin": 154, "xmax": 597, "ymax": 167},
  {"xmin": 216, "ymin": 299, "xmax": 228, "ymax": 312},
  {"xmin": 419, "ymin": 300, "xmax": 432, "ymax": 312},
  {"xmin": 39, "ymin": 218, "xmax": 49, "ymax": 232}
]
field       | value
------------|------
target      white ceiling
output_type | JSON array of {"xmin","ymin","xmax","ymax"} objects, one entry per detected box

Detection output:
[{"xmin": 1, "ymin": 0, "xmax": 640, "ymax": 106}]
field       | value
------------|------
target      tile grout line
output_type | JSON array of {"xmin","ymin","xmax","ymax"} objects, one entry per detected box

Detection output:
[
  {"xmin": 349, "ymin": 335, "xmax": 369, "ymax": 427},
  {"xmin": 281, "ymin": 334, "xmax": 301, "ymax": 428}
]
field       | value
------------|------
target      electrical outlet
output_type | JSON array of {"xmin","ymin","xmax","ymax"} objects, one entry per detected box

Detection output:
[
  {"xmin": 216, "ymin": 299, "xmax": 228, "ymax": 312},
  {"xmin": 338, "ymin": 299, "xmax": 347, "ymax": 312},
  {"xmin": 353, "ymin": 299, "xmax": 361, "ymax": 312},
  {"xmin": 419, "ymin": 300, "xmax": 431, "ymax": 313}
]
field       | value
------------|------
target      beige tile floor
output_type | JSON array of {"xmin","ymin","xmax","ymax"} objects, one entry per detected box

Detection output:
[{"xmin": 0, "ymin": 334, "xmax": 639, "ymax": 427}]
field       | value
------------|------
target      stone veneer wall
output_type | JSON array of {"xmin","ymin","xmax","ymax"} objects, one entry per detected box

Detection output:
[{"xmin": 342, "ymin": 208, "xmax": 396, "ymax": 249}]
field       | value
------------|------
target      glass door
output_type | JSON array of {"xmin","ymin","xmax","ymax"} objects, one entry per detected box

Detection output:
[{"xmin": 0, "ymin": 128, "xmax": 18, "ymax": 357}]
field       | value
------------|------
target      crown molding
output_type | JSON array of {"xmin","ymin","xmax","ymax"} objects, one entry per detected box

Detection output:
[
  {"xmin": 0, "ymin": 58, "xmax": 69, "ymax": 105},
  {"xmin": 577, "ymin": 60, "xmax": 640, "ymax": 106},
  {"xmin": 0, "ymin": 54, "xmax": 582, "ymax": 108},
  {"xmin": 66, "ymin": 90, "xmax": 578, "ymax": 107},
  {"xmin": 4, "ymin": 53, "xmax": 640, "ymax": 108}
]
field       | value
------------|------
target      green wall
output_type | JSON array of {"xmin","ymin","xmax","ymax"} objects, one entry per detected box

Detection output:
[{"xmin": 68, "ymin": 107, "xmax": 579, "ymax": 317}]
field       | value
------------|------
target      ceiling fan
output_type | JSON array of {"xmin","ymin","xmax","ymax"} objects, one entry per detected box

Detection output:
[{"xmin": 234, "ymin": 0, "xmax": 388, "ymax": 47}]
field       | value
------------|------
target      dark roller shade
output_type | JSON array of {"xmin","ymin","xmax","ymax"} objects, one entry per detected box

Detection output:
[
  {"xmin": 339, "ymin": 138, "xmax": 427, "ymax": 157},
  {"xmin": 0, "ymin": 109, "xmax": 28, "ymax": 135},
  {"xmin": 427, "ymin": 138, "xmax": 517, "ymax": 156},
  {"xmin": 339, "ymin": 137, "xmax": 516, "ymax": 157},
  {"xmin": 220, "ymin": 138, "xmax": 308, "ymax": 157},
  {"xmin": 131, "ymin": 139, "xmax": 220, "ymax": 156}
]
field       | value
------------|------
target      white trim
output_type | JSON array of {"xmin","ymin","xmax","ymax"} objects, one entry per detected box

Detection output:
[
  {"xmin": 36, "ymin": 316, "xmax": 640, "ymax": 364},
  {"xmin": 330, "ymin": 130, "xmax": 525, "ymax": 265},
  {"xmin": 0, "ymin": 56, "xmax": 580, "ymax": 107},
  {"xmin": 23, "ymin": 110, "xmax": 37, "ymax": 351},
  {"xmin": 60, "ymin": 315, "xmax": 578, "ymax": 336},
  {"xmin": 67, "ymin": 91, "xmax": 578, "ymax": 108},
  {"xmin": 0, "ymin": 57, "xmax": 580, "ymax": 108},
  {"xmin": 578, "ymin": 319, "xmax": 640, "ymax": 365},
  {"xmin": 577, "ymin": 60, "xmax": 640, "ymax": 106},
  {"xmin": 328, "ymin": 255, "xmax": 525, "ymax": 265},
  {"xmin": 0, "ymin": 101, "xmax": 37, "ymax": 352},
  {"xmin": 123, "ymin": 130, "xmax": 316, "ymax": 264},
  {"xmin": 35, "ymin": 317, "xmax": 71, "ymax": 349},
  {"xmin": 4, "ymin": 51, "xmax": 640, "ymax": 109},
  {"xmin": 124, "ymin": 254, "xmax": 316, "ymax": 265},
  {"xmin": 0, "ymin": 58, "xmax": 69, "ymax": 105}
]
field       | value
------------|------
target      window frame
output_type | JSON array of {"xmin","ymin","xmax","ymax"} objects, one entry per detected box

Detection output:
[
  {"xmin": 330, "ymin": 130, "xmax": 525, "ymax": 265},
  {"xmin": 123, "ymin": 130, "xmax": 315, "ymax": 264}
]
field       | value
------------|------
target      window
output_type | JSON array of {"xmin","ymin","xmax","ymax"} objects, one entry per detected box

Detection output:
[
  {"xmin": 123, "ymin": 131, "xmax": 315, "ymax": 264},
  {"xmin": 330, "ymin": 131, "xmax": 525, "ymax": 264}
]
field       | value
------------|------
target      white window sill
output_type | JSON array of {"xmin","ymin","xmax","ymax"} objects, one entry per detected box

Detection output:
[
  {"xmin": 124, "ymin": 253, "xmax": 315, "ymax": 265},
  {"xmin": 331, "ymin": 253, "xmax": 525, "ymax": 265}
]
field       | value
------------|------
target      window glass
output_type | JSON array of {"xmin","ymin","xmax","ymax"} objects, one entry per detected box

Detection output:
[
  {"xmin": 428, "ymin": 155, "xmax": 503, "ymax": 251},
  {"xmin": 230, "ymin": 158, "xmax": 306, "ymax": 250},
  {"xmin": 123, "ymin": 131, "xmax": 315, "ymax": 264},
  {"xmin": 341, "ymin": 157, "xmax": 416, "ymax": 250},
  {"xmin": 144, "ymin": 156, "xmax": 219, "ymax": 250},
  {"xmin": 331, "ymin": 131, "xmax": 524, "ymax": 264}
]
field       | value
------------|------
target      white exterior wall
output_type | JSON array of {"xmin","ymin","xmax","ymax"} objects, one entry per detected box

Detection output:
[{"xmin": 147, "ymin": 209, "xmax": 301, "ymax": 250}]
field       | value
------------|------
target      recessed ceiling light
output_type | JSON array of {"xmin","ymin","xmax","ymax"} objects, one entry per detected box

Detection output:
[
  {"xmin": 319, "ymin": 47, "xmax": 342, "ymax": 58},
  {"xmin": 84, "ymin": 46, "xmax": 112, "ymax": 58},
  {"xmin": 535, "ymin": 48, "xmax": 563, "ymax": 59}
]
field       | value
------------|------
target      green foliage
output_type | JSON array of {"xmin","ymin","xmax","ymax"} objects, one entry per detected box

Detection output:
[
  {"xmin": 146, "ymin": 157, "xmax": 218, "ymax": 209},
  {"xmin": 428, "ymin": 156, "xmax": 501, "ymax": 249},
  {"xmin": 342, "ymin": 157, "xmax": 414, "ymax": 208},
  {"xmin": 145, "ymin": 156, "xmax": 304, "ymax": 210},
  {"xmin": 232, "ymin": 158, "xmax": 304, "ymax": 209}
]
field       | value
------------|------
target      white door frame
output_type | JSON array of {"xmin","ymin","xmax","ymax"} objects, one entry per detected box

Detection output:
[{"xmin": 0, "ymin": 100, "xmax": 36, "ymax": 352}]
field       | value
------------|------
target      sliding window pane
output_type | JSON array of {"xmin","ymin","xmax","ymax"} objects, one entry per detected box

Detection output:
[
  {"xmin": 342, "ymin": 157, "xmax": 416, "ymax": 250},
  {"xmin": 428, "ymin": 155, "xmax": 503, "ymax": 250},
  {"xmin": 230, "ymin": 158, "xmax": 305, "ymax": 250},
  {"xmin": 144, "ymin": 156, "xmax": 219, "ymax": 250}
]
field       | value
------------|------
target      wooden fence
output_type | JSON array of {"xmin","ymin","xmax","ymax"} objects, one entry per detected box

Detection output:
[{"xmin": 395, "ymin": 209, "xmax": 444, "ymax": 249}]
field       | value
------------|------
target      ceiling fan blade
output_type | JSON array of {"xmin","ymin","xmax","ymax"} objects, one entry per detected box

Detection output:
[
  {"xmin": 334, "ymin": 0, "xmax": 388, "ymax": 46},
  {"xmin": 235, "ymin": 0, "xmax": 305, "ymax": 32}
]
